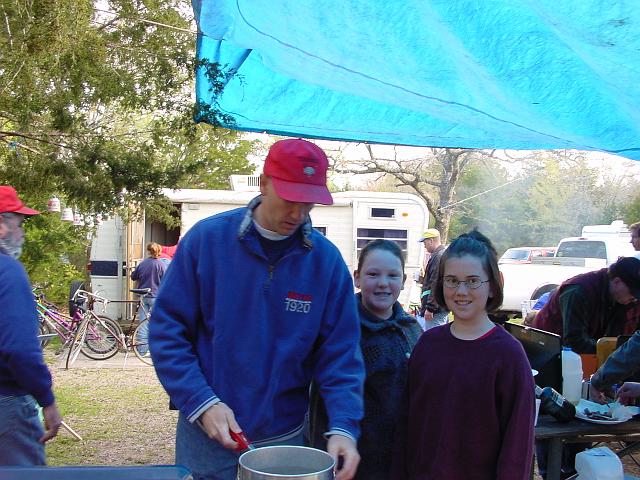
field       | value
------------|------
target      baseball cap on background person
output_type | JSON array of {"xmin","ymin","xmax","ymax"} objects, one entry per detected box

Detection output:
[
  {"xmin": 0, "ymin": 186, "xmax": 40, "ymax": 216},
  {"xmin": 418, "ymin": 228, "xmax": 440, "ymax": 242},
  {"xmin": 609, "ymin": 255, "xmax": 640, "ymax": 300},
  {"xmin": 263, "ymin": 139, "xmax": 333, "ymax": 205}
]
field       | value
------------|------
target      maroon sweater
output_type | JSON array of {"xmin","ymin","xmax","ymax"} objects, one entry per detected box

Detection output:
[
  {"xmin": 533, "ymin": 269, "xmax": 637, "ymax": 353},
  {"xmin": 390, "ymin": 324, "xmax": 534, "ymax": 480}
]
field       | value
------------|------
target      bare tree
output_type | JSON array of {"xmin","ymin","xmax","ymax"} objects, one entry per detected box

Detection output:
[{"xmin": 333, "ymin": 145, "xmax": 494, "ymax": 243}]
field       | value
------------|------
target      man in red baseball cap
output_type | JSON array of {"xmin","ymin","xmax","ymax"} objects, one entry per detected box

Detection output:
[
  {"xmin": 0, "ymin": 186, "xmax": 40, "ymax": 259},
  {"xmin": 0, "ymin": 185, "xmax": 62, "ymax": 466},
  {"xmin": 150, "ymin": 139, "xmax": 364, "ymax": 480}
]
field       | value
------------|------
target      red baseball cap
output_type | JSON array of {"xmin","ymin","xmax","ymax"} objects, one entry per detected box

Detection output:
[
  {"xmin": 263, "ymin": 139, "xmax": 333, "ymax": 205},
  {"xmin": 0, "ymin": 186, "xmax": 40, "ymax": 215}
]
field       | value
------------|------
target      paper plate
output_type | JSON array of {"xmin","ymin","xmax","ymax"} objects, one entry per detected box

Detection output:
[{"xmin": 575, "ymin": 411, "xmax": 628, "ymax": 425}]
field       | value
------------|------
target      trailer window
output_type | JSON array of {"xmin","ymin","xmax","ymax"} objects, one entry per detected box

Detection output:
[
  {"xmin": 356, "ymin": 228, "xmax": 408, "ymax": 256},
  {"xmin": 370, "ymin": 207, "xmax": 395, "ymax": 218},
  {"xmin": 314, "ymin": 226, "xmax": 327, "ymax": 236}
]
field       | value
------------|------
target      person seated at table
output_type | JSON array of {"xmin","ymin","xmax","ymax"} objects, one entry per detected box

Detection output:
[
  {"xmin": 589, "ymin": 329, "xmax": 640, "ymax": 403},
  {"xmin": 533, "ymin": 256, "xmax": 640, "ymax": 354},
  {"xmin": 615, "ymin": 382, "xmax": 640, "ymax": 404},
  {"xmin": 533, "ymin": 255, "xmax": 640, "ymax": 478},
  {"xmin": 390, "ymin": 230, "xmax": 535, "ymax": 480}
]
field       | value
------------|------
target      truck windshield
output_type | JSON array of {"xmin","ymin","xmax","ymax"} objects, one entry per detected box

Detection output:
[
  {"xmin": 501, "ymin": 249, "xmax": 530, "ymax": 261},
  {"xmin": 555, "ymin": 241, "xmax": 607, "ymax": 259}
]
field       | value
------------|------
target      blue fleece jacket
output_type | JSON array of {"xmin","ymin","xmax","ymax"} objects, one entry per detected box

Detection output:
[
  {"xmin": 0, "ymin": 251, "xmax": 55, "ymax": 407},
  {"xmin": 150, "ymin": 197, "xmax": 365, "ymax": 443}
]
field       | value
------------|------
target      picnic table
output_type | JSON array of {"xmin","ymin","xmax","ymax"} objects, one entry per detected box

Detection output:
[{"xmin": 535, "ymin": 414, "xmax": 640, "ymax": 480}]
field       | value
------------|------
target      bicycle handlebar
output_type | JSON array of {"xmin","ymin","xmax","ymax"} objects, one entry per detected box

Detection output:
[{"xmin": 73, "ymin": 289, "xmax": 110, "ymax": 306}]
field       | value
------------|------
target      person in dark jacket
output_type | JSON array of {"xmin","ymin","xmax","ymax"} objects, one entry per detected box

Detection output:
[
  {"xmin": 309, "ymin": 239, "xmax": 422, "ymax": 480},
  {"xmin": 419, "ymin": 228, "xmax": 449, "ymax": 330},
  {"xmin": 131, "ymin": 242, "xmax": 167, "ymax": 357},
  {"xmin": 533, "ymin": 255, "xmax": 640, "ymax": 479},
  {"xmin": 131, "ymin": 242, "xmax": 168, "ymax": 321},
  {"xmin": 0, "ymin": 186, "xmax": 62, "ymax": 465},
  {"xmin": 533, "ymin": 257, "xmax": 640, "ymax": 354},
  {"xmin": 589, "ymin": 329, "xmax": 640, "ymax": 401}
]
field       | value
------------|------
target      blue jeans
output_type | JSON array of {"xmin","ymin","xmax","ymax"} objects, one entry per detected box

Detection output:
[
  {"xmin": 176, "ymin": 413, "xmax": 304, "ymax": 480},
  {"xmin": 0, "ymin": 395, "xmax": 45, "ymax": 466},
  {"xmin": 136, "ymin": 297, "xmax": 155, "ymax": 356}
]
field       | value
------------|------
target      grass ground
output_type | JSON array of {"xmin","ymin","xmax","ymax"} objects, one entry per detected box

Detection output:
[{"xmin": 44, "ymin": 354, "xmax": 177, "ymax": 466}]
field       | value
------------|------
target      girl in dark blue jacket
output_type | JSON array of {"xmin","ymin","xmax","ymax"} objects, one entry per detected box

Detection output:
[{"xmin": 309, "ymin": 239, "xmax": 422, "ymax": 479}]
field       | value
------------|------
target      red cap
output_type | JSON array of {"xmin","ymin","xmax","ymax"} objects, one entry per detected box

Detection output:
[
  {"xmin": 0, "ymin": 186, "xmax": 40, "ymax": 215},
  {"xmin": 263, "ymin": 139, "xmax": 333, "ymax": 205}
]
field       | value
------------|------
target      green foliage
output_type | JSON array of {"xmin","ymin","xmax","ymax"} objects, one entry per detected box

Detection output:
[
  {"xmin": 625, "ymin": 195, "xmax": 640, "ymax": 225},
  {"xmin": 0, "ymin": 0, "xmax": 257, "ymax": 215},
  {"xmin": 0, "ymin": 0, "xmax": 258, "ymax": 295},
  {"xmin": 19, "ymin": 204, "xmax": 89, "ymax": 304},
  {"xmin": 451, "ymin": 152, "xmax": 640, "ymax": 254}
]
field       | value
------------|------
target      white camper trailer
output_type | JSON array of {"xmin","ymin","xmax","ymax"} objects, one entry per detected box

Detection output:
[{"xmin": 89, "ymin": 186, "xmax": 429, "ymax": 319}]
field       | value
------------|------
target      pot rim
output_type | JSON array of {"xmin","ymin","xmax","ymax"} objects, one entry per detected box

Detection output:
[{"xmin": 238, "ymin": 445, "xmax": 335, "ymax": 477}]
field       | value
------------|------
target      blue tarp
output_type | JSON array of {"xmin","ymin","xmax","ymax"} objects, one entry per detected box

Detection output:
[{"xmin": 192, "ymin": 1, "xmax": 640, "ymax": 160}]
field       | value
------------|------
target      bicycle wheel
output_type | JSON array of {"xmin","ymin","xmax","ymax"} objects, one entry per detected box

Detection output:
[
  {"xmin": 39, "ymin": 320, "xmax": 52, "ymax": 348},
  {"xmin": 66, "ymin": 318, "xmax": 89, "ymax": 369},
  {"xmin": 132, "ymin": 319, "xmax": 153, "ymax": 365},
  {"xmin": 82, "ymin": 315, "xmax": 122, "ymax": 360}
]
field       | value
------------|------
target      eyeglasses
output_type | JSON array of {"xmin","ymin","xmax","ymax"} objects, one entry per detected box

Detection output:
[{"xmin": 443, "ymin": 277, "xmax": 490, "ymax": 290}]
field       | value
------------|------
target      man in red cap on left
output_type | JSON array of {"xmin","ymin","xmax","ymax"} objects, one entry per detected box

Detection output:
[{"xmin": 0, "ymin": 186, "xmax": 62, "ymax": 465}]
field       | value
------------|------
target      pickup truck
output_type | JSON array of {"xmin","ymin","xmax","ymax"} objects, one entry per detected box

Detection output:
[{"xmin": 500, "ymin": 223, "xmax": 636, "ymax": 315}]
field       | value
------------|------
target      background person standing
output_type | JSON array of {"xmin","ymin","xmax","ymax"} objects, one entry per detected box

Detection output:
[
  {"xmin": 131, "ymin": 241, "xmax": 168, "ymax": 320},
  {"xmin": 419, "ymin": 228, "xmax": 449, "ymax": 330},
  {"xmin": 0, "ymin": 186, "xmax": 62, "ymax": 465},
  {"xmin": 629, "ymin": 221, "xmax": 640, "ymax": 251},
  {"xmin": 131, "ymin": 242, "xmax": 167, "ymax": 357}
]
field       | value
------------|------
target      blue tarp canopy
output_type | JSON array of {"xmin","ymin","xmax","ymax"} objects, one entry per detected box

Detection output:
[{"xmin": 192, "ymin": 1, "xmax": 640, "ymax": 160}]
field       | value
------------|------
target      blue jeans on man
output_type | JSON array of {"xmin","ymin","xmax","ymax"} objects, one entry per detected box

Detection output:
[
  {"xmin": 0, "ymin": 395, "xmax": 45, "ymax": 466},
  {"xmin": 176, "ymin": 413, "xmax": 305, "ymax": 480}
]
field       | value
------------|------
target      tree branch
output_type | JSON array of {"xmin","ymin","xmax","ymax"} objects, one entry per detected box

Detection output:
[{"xmin": 0, "ymin": 130, "xmax": 73, "ymax": 150}]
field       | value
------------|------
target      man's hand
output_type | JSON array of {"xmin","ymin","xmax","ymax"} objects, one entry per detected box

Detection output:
[
  {"xmin": 39, "ymin": 403, "xmax": 62, "ymax": 443},
  {"xmin": 617, "ymin": 382, "xmax": 640, "ymax": 405},
  {"xmin": 589, "ymin": 383, "xmax": 607, "ymax": 404},
  {"xmin": 197, "ymin": 402, "xmax": 242, "ymax": 449},
  {"xmin": 327, "ymin": 435, "xmax": 360, "ymax": 480}
]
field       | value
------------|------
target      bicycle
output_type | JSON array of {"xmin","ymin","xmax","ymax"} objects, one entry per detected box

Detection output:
[
  {"xmin": 76, "ymin": 288, "xmax": 154, "ymax": 366},
  {"xmin": 34, "ymin": 290, "xmax": 121, "ymax": 363}
]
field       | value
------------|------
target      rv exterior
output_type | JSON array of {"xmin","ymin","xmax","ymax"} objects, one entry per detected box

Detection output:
[{"xmin": 89, "ymin": 187, "xmax": 429, "ymax": 319}]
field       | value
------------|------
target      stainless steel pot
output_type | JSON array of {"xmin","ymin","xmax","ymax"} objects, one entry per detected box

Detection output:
[{"xmin": 237, "ymin": 445, "xmax": 334, "ymax": 479}]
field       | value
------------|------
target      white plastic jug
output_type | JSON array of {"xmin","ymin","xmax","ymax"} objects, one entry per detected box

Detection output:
[
  {"xmin": 562, "ymin": 347, "xmax": 583, "ymax": 405},
  {"xmin": 575, "ymin": 446, "xmax": 623, "ymax": 480}
]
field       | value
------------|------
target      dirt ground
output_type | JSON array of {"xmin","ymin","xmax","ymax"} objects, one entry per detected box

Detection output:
[{"xmin": 45, "ymin": 356, "xmax": 640, "ymax": 478}]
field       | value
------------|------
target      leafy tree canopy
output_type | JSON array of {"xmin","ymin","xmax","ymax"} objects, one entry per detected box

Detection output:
[
  {"xmin": 0, "ymin": 0, "xmax": 256, "ymax": 216},
  {"xmin": 0, "ymin": 0, "xmax": 258, "ymax": 300}
]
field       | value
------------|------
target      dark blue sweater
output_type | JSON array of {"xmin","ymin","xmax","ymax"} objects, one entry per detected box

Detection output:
[
  {"xmin": 131, "ymin": 257, "xmax": 167, "ymax": 297},
  {"xmin": 0, "ymin": 252, "xmax": 55, "ymax": 407}
]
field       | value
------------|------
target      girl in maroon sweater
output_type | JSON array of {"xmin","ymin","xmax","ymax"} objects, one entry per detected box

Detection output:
[{"xmin": 391, "ymin": 230, "xmax": 534, "ymax": 480}]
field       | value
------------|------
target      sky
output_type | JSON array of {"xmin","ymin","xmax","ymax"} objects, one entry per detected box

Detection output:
[{"xmin": 244, "ymin": 132, "xmax": 640, "ymax": 188}]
